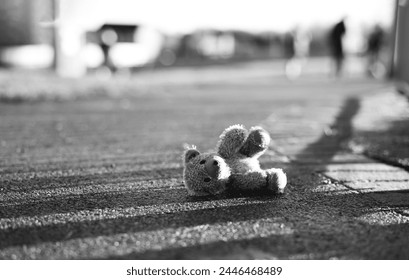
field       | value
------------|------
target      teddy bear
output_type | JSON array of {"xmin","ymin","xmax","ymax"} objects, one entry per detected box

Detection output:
[{"xmin": 183, "ymin": 124, "xmax": 287, "ymax": 196}]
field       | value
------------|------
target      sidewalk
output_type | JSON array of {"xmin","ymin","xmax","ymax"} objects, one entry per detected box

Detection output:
[{"xmin": 0, "ymin": 61, "xmax": 408, "ymax": 259}]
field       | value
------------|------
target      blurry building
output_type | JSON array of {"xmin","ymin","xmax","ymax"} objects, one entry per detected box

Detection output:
[
  {"xmin": 195, "ymin": 30, "xmax": 235, "ymax": 59},
  {"xmin": 84, "ymin": 24, "xmax": 164, "ymax": 73},
  {"xmin": 167, "ymin": 29, "xmax": 282, "ymax": 66},
  {"xmin": 0, "ymin": 0, "xmax": 54, "ymax": 68},
  {"xmin": 0, "ymin": 0, "xmax": 164, "ymax": 76},
  {"xmin": 173, "ymin": 30, "xmax": 236, "ymax": 63}
]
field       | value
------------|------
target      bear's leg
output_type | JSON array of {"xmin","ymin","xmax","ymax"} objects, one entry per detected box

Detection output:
[
  {"xmin": 239, "ymin": 126, "xmax": 270, "ymax": 158},
  {"xmin": 227, "ymin": 171, "xmax": 268, "ymax": 191},
  {"xmin": 266, "ymin": 168, "xmax": 287, "ymax": 194}
]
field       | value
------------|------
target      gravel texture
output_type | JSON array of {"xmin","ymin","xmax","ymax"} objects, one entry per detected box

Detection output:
[{"xmin": 1, "ymin": 59, "xmax": 408, "ymax": 259}]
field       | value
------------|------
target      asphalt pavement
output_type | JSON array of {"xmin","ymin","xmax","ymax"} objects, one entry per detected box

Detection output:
[{"xmin": 0, "ymin": 58, "xmax": 408, "ymax": 259}]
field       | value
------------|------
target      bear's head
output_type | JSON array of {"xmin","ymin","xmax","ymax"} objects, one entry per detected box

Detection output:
[{"xmin": 183, "ymin": 146, "xmax": 231, "ymax": 196}]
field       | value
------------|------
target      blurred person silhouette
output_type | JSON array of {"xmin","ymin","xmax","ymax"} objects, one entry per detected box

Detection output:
[
  {"xmin": 284, "ymin": 27, "xmax": 311, "ymax": 80},
  {"xmin": 283, "ymin": 30, "xmax": 295, "ymax": 76},
  {"xmin": 365, "ymin": 24, "xmax": 385, "ymax": 78},
  {"xmin": 328, "ymin": 18, "xmax": 347, "ymax": 77}
]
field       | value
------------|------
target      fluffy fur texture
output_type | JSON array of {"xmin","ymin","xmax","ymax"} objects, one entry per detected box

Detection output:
[{"xmin": 183, "ymin": 124, "xmax": 287, "ymax": 196}]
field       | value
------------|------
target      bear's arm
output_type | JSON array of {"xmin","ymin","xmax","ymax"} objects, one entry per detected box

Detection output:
[
  {"xmin": 216, "ymin": 124, "xmax": 248, "ymax": 159},
  {"xmin": 227, "ymin": 169, "xmax": 286, "ymax": 194}
]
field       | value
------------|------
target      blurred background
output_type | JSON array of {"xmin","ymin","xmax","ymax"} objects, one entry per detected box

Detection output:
[{"xmin": 0, "ymin": 0, "xmax": 403, "ymax": 80}]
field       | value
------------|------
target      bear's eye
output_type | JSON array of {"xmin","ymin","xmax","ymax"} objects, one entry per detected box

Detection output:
[
  {"xmin": 204, "ymin": 178, "xmax": 211, "ymax": 182},
  {"xmin": 199, "ymin": 160, "xmax": 206, "ymax": 164}
]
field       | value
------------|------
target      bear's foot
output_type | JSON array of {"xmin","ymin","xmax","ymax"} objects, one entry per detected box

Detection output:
[
  {"xmin": 239, "ymin": 126, "xmax": 271, "ymax": 158},
  {"xmin": 266, "ymin": 168, "xmax": 287, "ymax": 194}
]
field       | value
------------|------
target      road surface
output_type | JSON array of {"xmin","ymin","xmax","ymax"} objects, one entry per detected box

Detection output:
[{"xmin": 1, "ymin": 59, "xmax": 408, "ymax": 259}]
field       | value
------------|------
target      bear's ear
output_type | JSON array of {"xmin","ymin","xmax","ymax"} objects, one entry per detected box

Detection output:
[{"xmin": 184, "ymin": 146, "xmax": 200, "ymax": 163}]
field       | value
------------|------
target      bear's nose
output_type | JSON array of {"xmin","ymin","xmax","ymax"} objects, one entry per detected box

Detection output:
[{"xmin": 205, "ymin": 158, "xmax": 220, "ymax": 179}]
